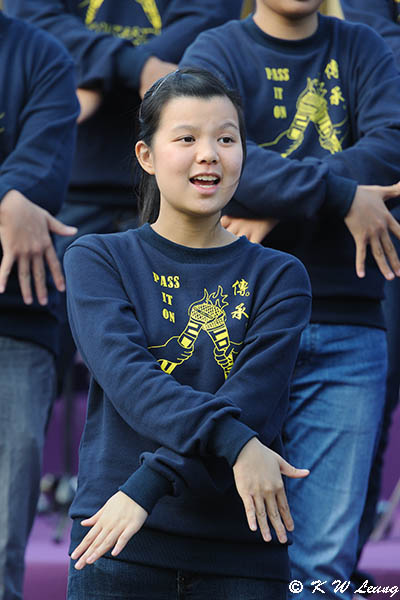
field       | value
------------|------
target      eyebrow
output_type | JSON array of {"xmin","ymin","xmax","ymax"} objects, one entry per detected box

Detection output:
[{"xmin": 171, "ymin": 121, "xmax": 239, "ymax": 132}]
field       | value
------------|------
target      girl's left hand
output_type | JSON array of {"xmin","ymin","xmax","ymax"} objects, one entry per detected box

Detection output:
[{"xmin": 71, "ymin": 491, "xmax": 148, "ymax": 570}]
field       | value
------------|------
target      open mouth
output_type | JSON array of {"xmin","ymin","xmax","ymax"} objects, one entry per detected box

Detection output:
[{"xmin": 190, "ymin": 175, "xmax": 221, "ymax": 186}]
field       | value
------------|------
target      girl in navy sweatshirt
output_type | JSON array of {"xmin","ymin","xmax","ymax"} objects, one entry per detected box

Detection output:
[{"xmin": 64, "ymin": 68, "xmax": 312, "ymax": 600}]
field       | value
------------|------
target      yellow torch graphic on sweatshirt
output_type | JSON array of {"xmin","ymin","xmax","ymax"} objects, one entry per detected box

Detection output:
[{"xmin": 149, "ymin": 286, "xmax": 242, "ymax": 379}]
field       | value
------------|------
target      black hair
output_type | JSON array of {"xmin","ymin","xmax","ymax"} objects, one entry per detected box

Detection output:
[{"xmin": 136, "ymin": 67, "xmax": 247, "ymax": 224}]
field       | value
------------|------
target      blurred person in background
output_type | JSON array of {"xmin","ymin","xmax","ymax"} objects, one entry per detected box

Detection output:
[
  {"xmin": 181, "ymin": 0, "xmax": 400, "ymax": 596},
  {"xmin": 4, "ymin": 0, "xmax": 245, "ymax": 387},
  {"xmin": 0, "ymin": 11, "xmax": 79, "ymax": 600},
  {"xmin": 340, "ymin": 1, "xmax": 400, "ymax": 595}
]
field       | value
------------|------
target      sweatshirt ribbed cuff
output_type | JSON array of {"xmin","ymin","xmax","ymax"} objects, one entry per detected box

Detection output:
[
  {"xmin": 325, "ymin": 172, "xmax": 358, "ymax": 218},
  {"xmin": 211, "ymin": 416, "xmax": 257, "ymax": 467},
  {"xmin": 119, "ymin": 463, "xmax": 173, "ymax": 514},
  {"xmin": 0, "ymin": 181, "xmax": 14, "ymax": 204}
]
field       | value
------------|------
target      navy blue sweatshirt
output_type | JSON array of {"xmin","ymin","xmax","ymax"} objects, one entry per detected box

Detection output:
[
  {"xmin": 181, "ymin": 14, "xmax": 400, "ymax": 329},
  {"xmin": 341, "ymin": 0, "xmax": 400, "ymax": 69},
  {"xmin": 5, "ymin": 1, "xmax": 243, "ymax": 206},
  {"xmin": 0, "ymin": 13, "xmax": 79, "ymax": 354},
  {"xmin": 64, "ymin": 224, "xmax": 311, "ymax": 580}
]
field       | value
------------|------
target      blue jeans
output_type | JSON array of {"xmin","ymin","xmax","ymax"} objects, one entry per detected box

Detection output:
[
  {"xmin": 68, "ymin": 558, "xmax": 288, "ymax": 599},
  {"xmin": 0, "ymin": 338, "xmax": 55, "ymax": 600},
  {"xmin": 355, "ymin": 271, "xmax": 400, "ymax": 566},
  {"xmin": 283, "ymin": 324, "xmax": 386, "ymax": 600}
]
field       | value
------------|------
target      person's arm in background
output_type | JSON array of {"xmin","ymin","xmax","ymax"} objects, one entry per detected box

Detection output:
[
  {"xmin": 181, "ymin": 24, "xmax": 400, "ymax": 279},
  {"xmin": 340, "ymin": 0, "xmax": 400, "ymax": 67},
  {"xmin": 4, "ymin": 0, "xmax": 244, "ymax": 113},
  {"xmin": 4, "ymin": 0, "xmax": 152, "ymax": 93},
  {"xmin": 0, "ymin": 21, "xmax": 79, "ymax": 304}
]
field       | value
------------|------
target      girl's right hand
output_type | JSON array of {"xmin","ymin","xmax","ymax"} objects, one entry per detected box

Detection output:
[
  {"xmin": 232, "ymin": 437, "xmax": 309, "ymax": 543},
  {"xmin": 71, "ymin": 491, "xmax": 148, "ymax": 570}
]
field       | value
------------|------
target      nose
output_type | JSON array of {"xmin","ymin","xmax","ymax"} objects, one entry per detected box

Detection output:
[{"xmin": 196, "ymin": 139, "xmax": 218, "ymax": 164}]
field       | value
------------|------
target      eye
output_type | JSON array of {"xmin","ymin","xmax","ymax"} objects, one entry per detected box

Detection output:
[
  {"xmin": 218, "ymin": 136, "xmax": 235, "ymax": 144},
  {"xmin": 179, "ymin": 135, "xmax": 195, "ymax": 143}
]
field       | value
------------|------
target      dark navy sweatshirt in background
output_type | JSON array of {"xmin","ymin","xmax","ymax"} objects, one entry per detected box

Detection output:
[
  {"xmin": 0, "ymin": 13, "xmax": 79, "ymax": 354},
  {"xmin": 5, "ymin": 0, "xmax": 244, "ymax": 207},
  {"xmin": 181, "ymin": 14, "xmax": 400, "ymax": 330},
  {"xmin": 341, "ymin": 0, "xmax": 400, "ymax": 68},
  {"xmin": 64, "ymin": 224, "xmax": 311, "ymax": 581}
]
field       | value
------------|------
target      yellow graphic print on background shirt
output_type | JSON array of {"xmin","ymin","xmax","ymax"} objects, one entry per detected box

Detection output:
[
  {"xmin": 149, "ymin": 286, "xmax": 242, "ymax": 379},
  {"xmin": 136, "ymin": 0, "xmax": 162, "ymax": 30},
  {"xmin": 84, "ymin": 0, "xmax": 105, "ymax": 25},
  {"xmin": 81, "ymin": 0, "xmax": 162, "ymax": 43},
  {"xmin": 262, "ymin": 59, "xmax": 348, "ymax": 157},
  {"xmin": 262, "ymin": 77, "xmax": 345, "ymax": 156}
]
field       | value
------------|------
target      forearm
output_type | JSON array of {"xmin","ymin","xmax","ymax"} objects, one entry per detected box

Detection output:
[
  {"xmin": 233, "ymin": 141, "xmax": 356, "ymax": 220},
  {"xmin": 4, "ymin": 0, "xmax": 150, "ymax": 91},
  {"xmin": 0, "ymin": 28, "xmax": 79, "ymax": 214}
]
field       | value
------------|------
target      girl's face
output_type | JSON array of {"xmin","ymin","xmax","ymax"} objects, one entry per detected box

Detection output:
[{"xmin": 136, "ymin": 95, "xmax": 243, "ymax": 223}]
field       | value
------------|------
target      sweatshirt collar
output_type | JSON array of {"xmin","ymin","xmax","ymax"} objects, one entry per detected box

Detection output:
[
  {"xmin": 137, "ymin": 223, "xmax": 249, "ymax": 264},
  {"xmin": 242, "ymin": 13, "xmax": 327, "ymax": 53}
]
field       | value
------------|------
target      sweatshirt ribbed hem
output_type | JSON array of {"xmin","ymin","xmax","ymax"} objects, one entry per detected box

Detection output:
[{"xmin": 70, "ymin": 520, "xmax": 290, "ymax": 581}]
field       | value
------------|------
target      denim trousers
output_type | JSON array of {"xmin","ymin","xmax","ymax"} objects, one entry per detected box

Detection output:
[
  {"xmin": 0, "ymin": 337, "xmax": 55, "ymax": 600},
  {"xmin": 283, "ymin": 323, "xmax": 387, "ymax": 600},
  {"xmin": 355, "ymin": 272, "xmax": 400, "ymax": 567},
  {"xmin": 67, "ymin": 558, "xmax": 288, "ymax": 600}
]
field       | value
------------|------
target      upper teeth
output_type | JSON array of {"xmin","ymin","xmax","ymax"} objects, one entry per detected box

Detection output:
[{"xmin": 196, "ymin": 175, "xmax": 217, "ymax": 181}]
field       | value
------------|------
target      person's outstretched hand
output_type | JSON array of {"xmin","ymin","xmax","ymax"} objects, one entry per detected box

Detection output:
[
  {"xmin": 233, "ymin": 437, "xmax": 309, "ymax": 543},
  {"xmin": 71, "ymin": 491, "xmax": 148, "ymax": 570},
  {"xmin": 0, "ymin": 189, "xmax": 77, "ymax": 305},
  {"xmin": 345, "ymin": 182, "xmax": 400, "ymax": 280}
]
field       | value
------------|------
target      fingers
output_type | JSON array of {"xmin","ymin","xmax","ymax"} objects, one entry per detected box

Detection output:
[
  {"xmin": 1, "ymin": 242, "xmax": 67, "ymax": 304},
  {"xmin": 18, "ymin": 255, "xmax": 33, "ymax": 305},
  {"xmin": 354, "ymin": 236, "xmax": 367, "ymax": 279},
  {"xmin": 32, "ymin": 255, "xmax": 47, "ymax": 305},
  {"xmin": 240, "ymin": 489, "xmax": 294, "ymax": 544},
  {"xmin": 382, "ymin": 181, "xmax": 400, "ymax": 201},
  {"xmin": 0, "ymin": 252, "xmax": 15, "ymax": 294},
  {"xmin": 241, "ymin": 493, "xmax": 257, "ymax": 533},
  {"xmin": 263, "ymin": 493, "xmax": 287, "ymax": 543},
  {"xmin": 276, "ymin": 487, "xmax": 294, "ymax": 533},
  {"xmin": 278, "ymin": 456, "xmax": 310, "ymax": 479},
  {"xmin": 370, "ymin": 234, "xmax": 395, "ymax": 281},
  {"xmin": 45, "ymin": 245, "xmax": 66, "ymax": 293},
  {"xmin": 367, "ymin": 216, "xmax": 400, "ymax": 280},
  {"xmin": 254, "ymin": 495, "xmax": 272, "ymax": 542},
  {"xmin": 220, "ymin": 215, "xmax": 232, "ymax": 229},
  {"xmin": 47, "ymin": 213, "xmax": 77, "ymax": 237},
  {"xmin": 72, "ymin": 520, "xmax": 142, "ymax": 569},
  {"xmin": 72, "ymin": 525, "xmax": 116, "ymax": 570},
  {"xmin": 111, "ymin": 524, "xmax": 139, "ymax": 557}
]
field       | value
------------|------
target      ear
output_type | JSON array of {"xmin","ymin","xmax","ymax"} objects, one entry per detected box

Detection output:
[{"xmin": 135, "ymin": 140, "xmax": 155, "ymax": 175}]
